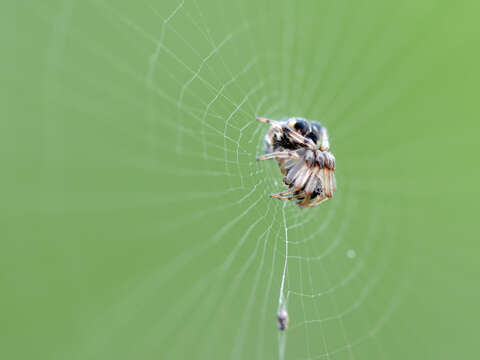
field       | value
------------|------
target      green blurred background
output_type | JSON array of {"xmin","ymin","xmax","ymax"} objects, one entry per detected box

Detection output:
[{"xmin": 3, "ymin": 0, "xmax": 480, "ymax": 359}]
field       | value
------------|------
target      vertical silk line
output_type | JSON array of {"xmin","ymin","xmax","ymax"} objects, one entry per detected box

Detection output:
[
  {"xmin": 279, "ymin": 202, "xmax": 289, "ymax": 308},
  {"xmin": 278, "ymin": 202, "xmax": 289, "ymax": 359}
]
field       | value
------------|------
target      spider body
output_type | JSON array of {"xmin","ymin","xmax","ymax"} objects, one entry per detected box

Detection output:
[{"xmin": 256, "ymin": 117, "xmax": 336, "ymax": 208}]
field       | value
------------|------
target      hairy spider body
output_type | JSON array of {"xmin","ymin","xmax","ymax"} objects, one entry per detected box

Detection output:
[{"xmin": 256, "ymin": 117, "xmax": 336, "ymax": 208}]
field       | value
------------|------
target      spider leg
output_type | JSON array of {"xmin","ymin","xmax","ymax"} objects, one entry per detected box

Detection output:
[
  {"xmin": 297, "ymin": 193, "xmax": 312, "ymax": 208},
  {"xmin": 283, "ymin": 126, "xmax": 317, "ymax": 151},
  {"xmin": 303, "ymin": 167, "xmax": 320, "ymax": 194},
  {"xmin": 276, "ymin": 190, "xmax": 306, "ymax": 201},
  {"xmin": 319, "ymin": 126, "xmax": 330, "ymax": 151},
  {"xmin": 257, "ymin": 151, "xmax": 299, "ymax": 161},
  {"xmin": 312, "ymin": 122, "xmax": 330, "ymax": 151},
  {"xmin": 301, "ymin": 197, "xmax": 329, "ymax": 208},
  {"xmin": 270, "ymin": 188, "xmax": 295, "ymax": 198},
  {"xmin": 277, "ymin": 195, "xmax": 301, "ymax": 201},
  {"xmin": 256, "ymin": 117, "xmax": 281, "ymax": 126}
]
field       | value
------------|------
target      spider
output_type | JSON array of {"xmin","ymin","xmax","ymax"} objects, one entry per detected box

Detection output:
[{"xmin": 256, "ymin": 116, "xmax": 336, "ymax": 208}]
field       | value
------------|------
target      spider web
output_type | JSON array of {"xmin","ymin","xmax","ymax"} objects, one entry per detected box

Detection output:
[{"xmin": 35, "ymin": 0, "xmax": 418, "ymax": 358}]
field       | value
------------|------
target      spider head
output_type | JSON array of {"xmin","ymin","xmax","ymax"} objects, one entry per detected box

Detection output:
[
  {"xmin": 288, "ymin": 117, "xmax": 321, "ymax": 147},
  {"xmin": 288, "ymin": 117, "xmax": 310, "ymax": 136}
]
